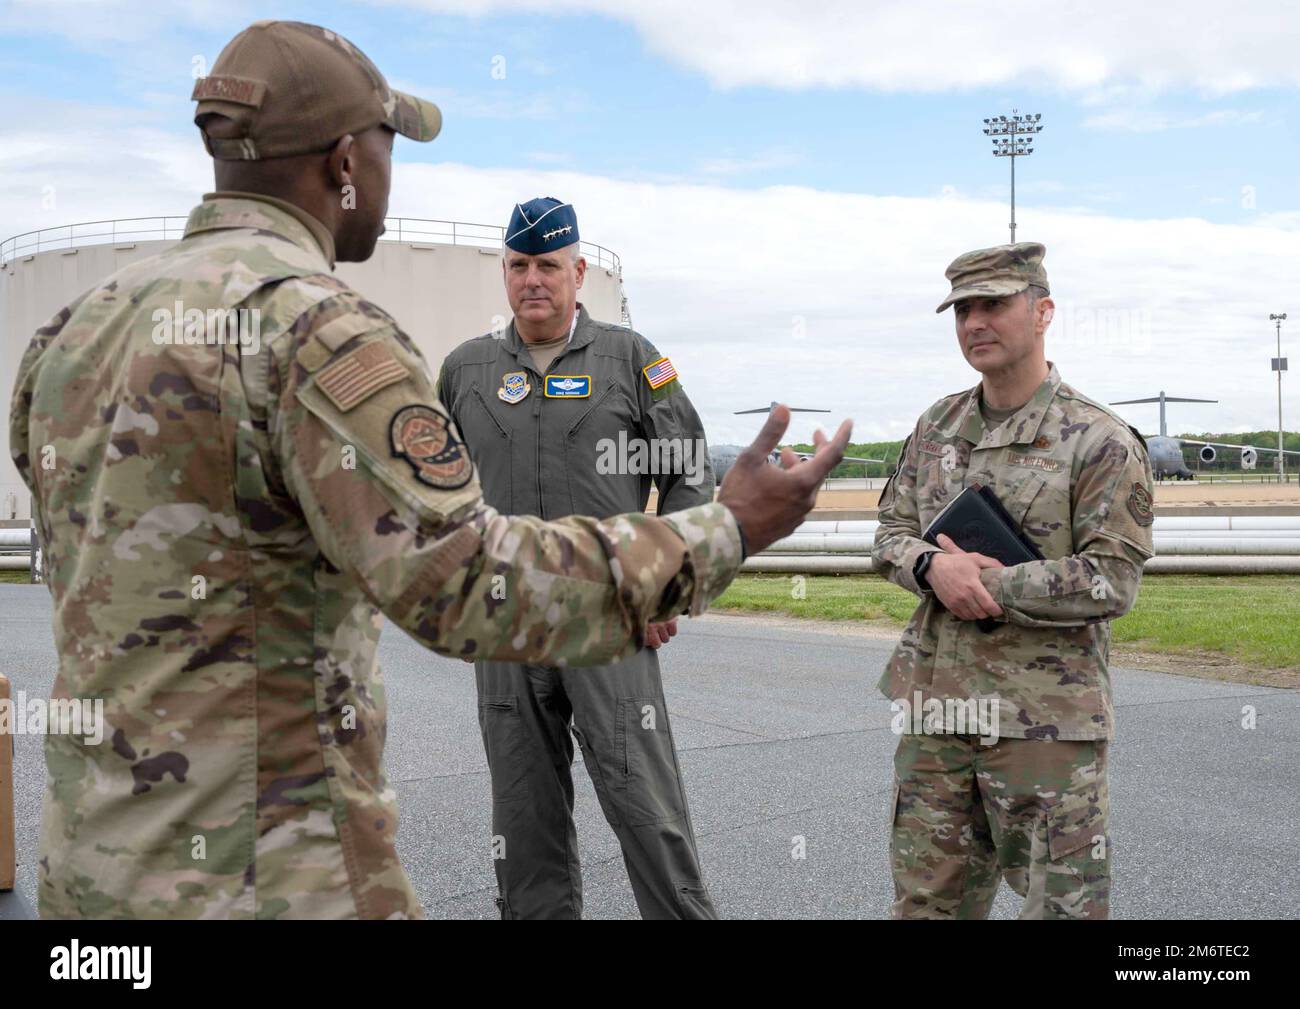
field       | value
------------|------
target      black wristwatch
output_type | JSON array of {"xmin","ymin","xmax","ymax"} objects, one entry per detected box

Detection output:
[{"xmin": 913, "ymin": 551, "xmax": 935, "ymax": 591}]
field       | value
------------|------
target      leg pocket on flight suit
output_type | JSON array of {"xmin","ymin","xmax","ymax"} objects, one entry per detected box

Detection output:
[
  {"xmin": 671, "ymin": 879, "xmax": 715, "ymax": 918},
  {"xmin": 479, "ymin": 695, "xmax": 530, "ymax": 803},
  {"xmin": 616, "ymin": 696, "xmax": 685, "ymax": 827}
]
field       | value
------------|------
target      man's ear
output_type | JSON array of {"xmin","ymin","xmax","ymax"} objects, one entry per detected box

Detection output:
[
  {"xmin": 327, "ymin": 134, "xmax": 356, "ymax": 190},
  {"xmin": 1038, "ymin": 296, "xmax": 1055, "ymax": 330},
  {"xmin": 574, "ymin": 256, "xmax": 587, "ymax": 289}
]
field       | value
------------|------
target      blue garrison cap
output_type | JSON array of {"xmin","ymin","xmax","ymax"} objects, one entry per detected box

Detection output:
[{"xmin": 504, "ymin": 197, "xmax": 579, "ymax": 254}]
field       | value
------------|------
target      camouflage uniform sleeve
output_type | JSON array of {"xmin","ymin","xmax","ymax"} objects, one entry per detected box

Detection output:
[
  {"xmin": 871, "ymin": 426, "xmax": 940, "ymax": 597},
  {"xmin": 980, "ymin": 427, "xmax": 1155, "ymax": 628},
  {"xmin": 10, "ymin": 301, "xmax": 85, "ymax": 488},
  {"xmin": 271, "ymin": 294, "xmax": 743, "ymax": 665},
  {"xmin": 633, "ymin": 334, "xmax": 715, "ymax": 514}
]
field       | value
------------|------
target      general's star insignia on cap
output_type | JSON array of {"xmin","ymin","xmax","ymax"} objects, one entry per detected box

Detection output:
[
  {"xmin": 498, "ymin": 370, "xmax": 531, "ymax": 404},
  {"xmin": 505, "ymin": 197, "xmax": 580, "ymax": 255}
]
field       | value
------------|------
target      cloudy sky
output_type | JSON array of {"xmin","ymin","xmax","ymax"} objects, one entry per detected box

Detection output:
[{"xmin": 3, "ymin": 0, "xmax": 1299, "ymax": 444}]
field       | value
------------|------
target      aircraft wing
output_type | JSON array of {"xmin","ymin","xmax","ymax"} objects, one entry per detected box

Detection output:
[
  {"xmin": 735, "ymin": 406, "xmax": 831, "ymax": 415},
  {"xmin": 1178, "ymin": 439, "xmax": 1300, "ymax": 458},
  {"xmin": 787, "ymin": 452, "xmax": 885, "ymax": 465}
]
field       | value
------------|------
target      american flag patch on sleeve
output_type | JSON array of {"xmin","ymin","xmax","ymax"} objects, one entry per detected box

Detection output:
[
  {"xmin": 316, "ymin": 340, "xmax": 410, "ymax": 412},
  {"xmin": 642, "ymin": 357, "xmax": 678, "ymax": 390}
]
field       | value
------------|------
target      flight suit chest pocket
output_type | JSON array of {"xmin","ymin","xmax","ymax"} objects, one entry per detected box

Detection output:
[
  {"xmin": 466, "ymin": 384, "xmax": 512, "ymax": 443},
  {"xmin": 564, "ymin": 379, "xmax": 634, "ymax": 513},
  {"xmin": 565, "ymin": 378, "xmax": 623, "ymax": 440}
]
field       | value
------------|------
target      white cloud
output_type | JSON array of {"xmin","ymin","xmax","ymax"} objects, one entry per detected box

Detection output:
[
  {"xmin": 0, "ymin": 0, "xmax": 245, "ymax": 46},
  {"xmin": 1083, "ymin": 108, "xmax": 1267, "ymax": 132},
  {"xmin": 395, "ymin": 0, "xmax": 1300, "ymax": 94},
  {"xmin": 697, "ymin": 147, "xmax": 805, "ymax": 177},
  {"xmin": 387, "ymin": 80, "xmax": 578, "ymax": 120},
  {"xmin": 381, "ymin": 161, "xmax": 1300, "ymax": 445},
  {"xmin": 10, "ymin": 1, "xmax": 1300, "ymax": 99},
  {"xmin": 3, "ymin": 102, "xmax": 1298, "ymax": 446}
]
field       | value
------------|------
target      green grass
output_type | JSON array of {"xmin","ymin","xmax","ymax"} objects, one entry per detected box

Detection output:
[
  {"xmin": 0, "ymin": 569, "xmax": 33, "ymax": 584},
  {"xmin": 715, "ymin": 574, "xmax": 1300, "ymax": 671},
  {"xmin": 6, "ymin": 566, "xmax": 1295, "ymax": 672}
]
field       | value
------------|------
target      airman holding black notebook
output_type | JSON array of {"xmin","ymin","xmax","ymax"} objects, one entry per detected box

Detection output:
[{"xmin": 872, "ymin": 242, "xmax": 1155, "ymax": 919}]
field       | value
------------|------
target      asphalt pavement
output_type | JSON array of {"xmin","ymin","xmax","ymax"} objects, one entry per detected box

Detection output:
[{"xmin": 3, "ymin": 584, "xmax": 1296, "ymax": 919}]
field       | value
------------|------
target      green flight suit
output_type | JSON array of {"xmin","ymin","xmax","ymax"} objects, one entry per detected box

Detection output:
[{"xmin": 437, "ymin": 305, "xmax": 717, "ymax": 919}]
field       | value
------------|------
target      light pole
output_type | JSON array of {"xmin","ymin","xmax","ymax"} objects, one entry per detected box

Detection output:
[
  {"xmin": 1269, "ymin": 313, "xmax": 1288, "ymax": 478},
  {"xmin": 983, "ymin": 110, "xmax": 1043, "ymax": 244}
]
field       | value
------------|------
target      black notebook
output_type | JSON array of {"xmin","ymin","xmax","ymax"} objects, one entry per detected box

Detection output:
[
  {"xmin": 922, "ymin": 483, "xmax": 1045, "ymax": 566},
  {"xmin": 921, "ymin": 483, "xmax": 1044, "ymax": 631}
]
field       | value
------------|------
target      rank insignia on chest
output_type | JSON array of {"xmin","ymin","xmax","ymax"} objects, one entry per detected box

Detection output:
[
  {"xmin": 1033, "ymin": 434, "xmax": 1052, "ymax": 450},
  {"xmin": 498, "ymin": 371, "xmax": 531, "ymax": 404},
  {"xmin": 545, "ymin": 375, "xmax": 591, "ymax": 398}
]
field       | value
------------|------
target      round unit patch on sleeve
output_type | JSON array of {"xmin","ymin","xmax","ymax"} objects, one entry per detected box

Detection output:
[
  {"xmin": 389, "ymin": 405, "xmax": 473, "ymax": 489},
  {"xmin": 1126, "ymin": 481, "xmax": 1154, "ymax": 526}
]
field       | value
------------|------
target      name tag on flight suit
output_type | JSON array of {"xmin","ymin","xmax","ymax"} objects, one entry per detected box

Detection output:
[{"xmin": 545, "ymin": 375, "xmax": 591, "ymax": 398}]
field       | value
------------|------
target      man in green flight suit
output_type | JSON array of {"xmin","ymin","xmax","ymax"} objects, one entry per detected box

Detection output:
[{"xmin": 438, "ymin": 198, "xmax": 719, "ymax": 919}]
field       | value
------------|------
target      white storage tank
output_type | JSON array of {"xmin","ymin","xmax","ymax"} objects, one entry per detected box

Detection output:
[{"xmin": 0, "ymin": 216, "xmax": 627, "ymax": 520}]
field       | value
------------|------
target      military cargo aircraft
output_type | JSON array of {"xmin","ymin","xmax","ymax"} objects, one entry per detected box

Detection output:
[
  {"xmin": 1111, "ymin": 391, "xmax": 1300, "ymax": 479},
  {"xmin": 710, "ymin": 403, "xmax": 884, "ymax": 481}
]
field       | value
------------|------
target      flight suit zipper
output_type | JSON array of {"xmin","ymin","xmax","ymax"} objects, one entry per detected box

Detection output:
[
  {"xmin": 533, "ymin": 378, "xmax": 544, "ymax": 518},
  {"xmin": 536, "ymin": 341, "xmax": 572, "ymax": 520}
]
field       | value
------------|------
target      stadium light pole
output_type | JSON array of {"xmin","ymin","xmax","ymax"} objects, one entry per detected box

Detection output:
[
  {"xmin": 983, "ymin": 110, "xmax": 1043, "ymax": 243},
  {"xmin": 1269, "ymin": 313, "xmax": 1287, "ymax": 478}
]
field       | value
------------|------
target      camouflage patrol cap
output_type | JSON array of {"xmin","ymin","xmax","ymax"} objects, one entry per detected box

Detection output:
[
  {"xmin": 936, "ymin": 242, "xmax": 1048, "ymax": 313},
  {"xmin": 192, "ymin": 20, "xmax": 442, "ymax": 160}
]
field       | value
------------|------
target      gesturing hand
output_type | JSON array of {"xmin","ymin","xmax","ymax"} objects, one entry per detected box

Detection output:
[{"xmin": 717, "ymin": 405, "xmax": 853, "ymax": 555}]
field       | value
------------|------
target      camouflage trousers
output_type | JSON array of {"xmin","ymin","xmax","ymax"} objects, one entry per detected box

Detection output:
[
  {"xmin": 476, "ymin": 648, "xmax": 716, "ymax": 919},
  {"xmin": 889, "ymin": 733, "xmax": 1110, "ymax": 919}
]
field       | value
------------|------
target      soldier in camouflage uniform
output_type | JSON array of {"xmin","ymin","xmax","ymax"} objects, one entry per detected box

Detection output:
[
  {"xmin": 872, "ymin": 243, "xmax": 1155, "ymax": 920},
  {"xmin": 8, "ymin": 20, "xmax": 849, "ymax": 919}
]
